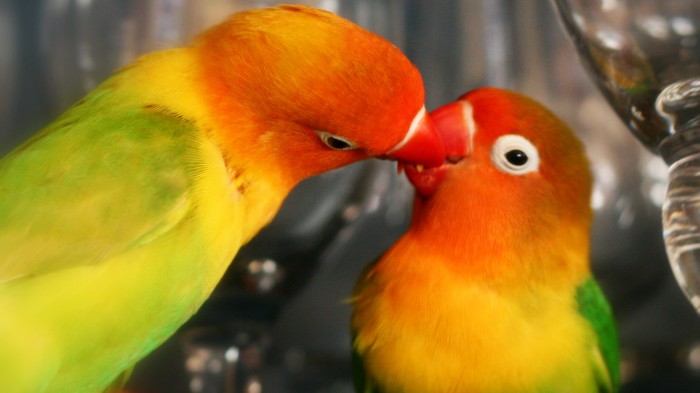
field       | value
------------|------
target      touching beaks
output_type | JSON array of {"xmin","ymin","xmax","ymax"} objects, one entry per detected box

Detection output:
[
  {"xmin": 385, "ymin": 107, "xmax": 446, "ymax": 168},
  {"xmin": 429, "ymin": 100, "xmax": 472, "ymax": 161},
  {"xmin": 399, "ymin": 100, "xmax": 473, "ymax": 198}
]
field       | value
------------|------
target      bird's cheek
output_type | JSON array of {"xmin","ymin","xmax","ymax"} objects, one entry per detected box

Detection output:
[{"xmin": 297, "ymin": 148, "xmax": 368, "ymax": 178}]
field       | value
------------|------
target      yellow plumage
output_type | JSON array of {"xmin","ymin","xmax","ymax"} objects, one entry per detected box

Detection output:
[{"xmin": 354, "ymin": 248, "xmax": 599, "ymax": 392}]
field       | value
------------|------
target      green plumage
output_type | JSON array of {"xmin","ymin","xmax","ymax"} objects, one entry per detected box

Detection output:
[
  {"xmin": 0, "ymin": 87, "xmax": 196, "ymax": 282},
  {"xmin": 575, "ymin": 278, "xmax": 620, "ymax": 392},
  {"xmin": 0, "ymin": 77, "xmax": 233, "ymax": 393}
]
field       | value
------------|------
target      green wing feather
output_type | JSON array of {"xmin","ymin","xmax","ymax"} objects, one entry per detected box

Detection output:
[
  {"xmin": 0, "ymin": 85, "xmax": 198, "ymax": 283},
  {"xmin": 575, "ymin": 277, "xmax": 620, "ymax": 393},
  {"xmin": 352, "ymin": 347, "xmax": 381, "ymax": 393},
  {"xmin": 0, "ymin": 85, "xmax": 203, "ymax": 391}
]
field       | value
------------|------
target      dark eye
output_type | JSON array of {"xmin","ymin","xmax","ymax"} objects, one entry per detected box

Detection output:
[
  {"xmin": 491, "ymin": 134, "xmax": 539, "ymax": 175},
  {"xmin": 505, "ymin": 149, "xmax": 528, "ymax": 166},
  {"xmin": 315, "ymin": 131, "xmax": 358, "ymax": 151}
]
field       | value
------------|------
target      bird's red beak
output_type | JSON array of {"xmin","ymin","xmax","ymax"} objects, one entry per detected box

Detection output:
[
  {"xmin": 385, "ymin": 107, "xmax": 445, "ymax": 168},
  {"xmin": 403, "ymin": 100, "xmax": 472, "ymax": 197},
  {"xmin": 429, "ymin": 100, "xmax": 471, "ymax": 161}
]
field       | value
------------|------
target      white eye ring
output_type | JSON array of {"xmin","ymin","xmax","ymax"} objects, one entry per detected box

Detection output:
[
  {"xmin": 491, "ymin": 134, "xmax": 539, "ymax": 175},
  {"xmin": 314, "ymin": 130, "xmax": 358, "ymax": 151}
]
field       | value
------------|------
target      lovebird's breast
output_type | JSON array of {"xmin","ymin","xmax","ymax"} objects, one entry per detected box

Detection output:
[{"xmin": 354, "ymin": 261, "xmax": 600, "ymax": 393}]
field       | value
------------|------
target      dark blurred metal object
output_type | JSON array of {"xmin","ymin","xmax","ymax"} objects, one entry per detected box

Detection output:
[
  {"xmin": 182, "ymin": 324, "xmax": 272, "ymax": 393},
  {"xmin": 193, "ymin": 160, "xmax": 400, "ymax": 326}
]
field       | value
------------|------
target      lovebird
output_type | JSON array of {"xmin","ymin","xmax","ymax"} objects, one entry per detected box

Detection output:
[
  {"xmin": 0, "ymin": 6, "xmax": 445, "ymax": 393},
  {"xmin": 351, "ymin": 88, "xmax": 620, "ymax": 393}
]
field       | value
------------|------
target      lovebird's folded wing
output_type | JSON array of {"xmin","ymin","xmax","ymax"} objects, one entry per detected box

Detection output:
[
  {"xmin": 576, "ymin": 278, "xmax": 621, "ymax": 393},
  {"xmin": 0, "ymin": 94, "xmax": 196, "ymax": 283}
]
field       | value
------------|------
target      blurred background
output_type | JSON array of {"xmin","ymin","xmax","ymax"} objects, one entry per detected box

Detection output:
[{"xmin": 2, "ymin": 0, "xmax": 700, "ymax": 392}]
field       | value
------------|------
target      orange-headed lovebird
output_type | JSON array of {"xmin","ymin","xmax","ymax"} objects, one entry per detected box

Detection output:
[
  {"xmin": 0, "ymin": 6, "xmax": 445, "ymax": 393},
  {"xmin": 352, "ymin": 88, "xmax": 620, "ymax": 393}
]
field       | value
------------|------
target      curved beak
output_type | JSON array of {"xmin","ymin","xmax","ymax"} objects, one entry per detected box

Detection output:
[
  {"xmin": 429, "ymin": 100, "xmax": 472, "ymax": 161},
  {"xmin": 385, "ymin": 107, "xmax": 445, "ymax": 167},
  {"xmin": 400, "ymin": 100, "xmax": 473, "ymax": 197}
]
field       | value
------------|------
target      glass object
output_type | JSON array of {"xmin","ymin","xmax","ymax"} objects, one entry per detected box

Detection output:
[
  {"xmin": 40, "ymin": 1, "xmax": 408, "ymax": 392},
  {"xmin": 553, "ymin": 0, "xmax": 700, "ymax": 311}
]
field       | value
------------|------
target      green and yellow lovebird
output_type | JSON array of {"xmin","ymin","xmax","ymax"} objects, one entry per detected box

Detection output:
[
  {"xmin": 0, "ymin": 5, "xmax": 445, "ymax": 393},
  {"xmin": 352, "ymin": 88, "xmax": 620, "ymax": 393}
]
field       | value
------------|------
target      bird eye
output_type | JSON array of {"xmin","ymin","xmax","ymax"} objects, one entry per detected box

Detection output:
[
  {"xmin": 491, "ymin": 134, "xmax": 539, "ymax": 175},
  {"xmin": 315, "ymin": 131, "xmax": 358, "ymax": 151}
]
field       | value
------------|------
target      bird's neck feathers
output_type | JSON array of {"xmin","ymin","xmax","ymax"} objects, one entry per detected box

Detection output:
[
  {"xmin": 402, "ymin": 189, "xmax": 593, "ymax": 292},
  {"xmin": 110, "ymin": 48, "xmax": 213, "ymax": 126},
  {"xmin": 96, "ymin": 47, "xmax": 296, "ymax": 237},
  {"xmin": 118, "ymin": 44, "xmax": 303, "ymax": 192}
]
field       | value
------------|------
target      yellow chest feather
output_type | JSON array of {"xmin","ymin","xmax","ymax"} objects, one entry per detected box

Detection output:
[{"xmin": 354, "ymin": 263, "xmax": 597, "ymax": 393}]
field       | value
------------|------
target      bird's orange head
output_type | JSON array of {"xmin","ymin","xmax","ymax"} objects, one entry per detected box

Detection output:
[
  {"xmin": 404, "ymin": 88, "xmax": 593, "ymax": 272},
  {"xmin": 193, "ymin": 5, "xmax": 443, "ymax": 185}
]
